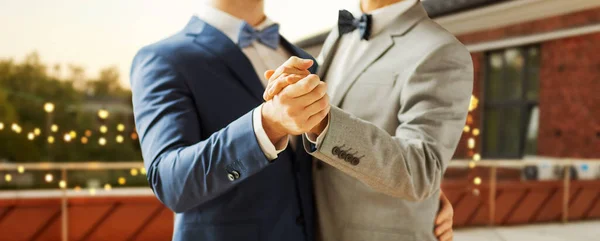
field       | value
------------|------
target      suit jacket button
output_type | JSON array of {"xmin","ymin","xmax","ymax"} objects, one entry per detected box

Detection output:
[
  {"xmin": 332, "ymin": 146, "xmax": 340, "ymax": 155},
  {"xmin": 344, "ymin": 155, "xmax": 353, "ymax": 163},
  {"xmin": 338, "ymin": 151, "xmax": 347, "ymax": 160},
  {"xmin": 231, "ymin": 170, "xmax": 240, "ymax": 179},
  {"xmin": 350, "ymin": 157, "xmax": 360, "ymax": 166},
  {"xmin": 227, "ymin": 173, "xmax": 235, "ymax": 181}
]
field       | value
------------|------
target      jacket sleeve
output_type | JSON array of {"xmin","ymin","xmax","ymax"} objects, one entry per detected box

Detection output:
[
  {"xmin": 130, "ymin": 48, "xmax": 271, "ymax": 213},
  {"xmin": 303, "ymin": 42, "xmax": 473, "ymax": 201}
]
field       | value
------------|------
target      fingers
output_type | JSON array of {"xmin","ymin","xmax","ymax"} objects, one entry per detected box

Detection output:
[
  {"xmin": 264, "ymin": 70, "xmax": 275, "ymax": 80},
  {"xmin": 293, "ymin": 81, "xmax": 327, "ymax": 106},
  {"xmin": 268, "ymin": 56, "xmax": 313, "ymax": 85},
  {"xmin": 438, "ymin": 229, "xmax": 453, "ymax": 241},
  {"xmin": 436, "ymin": 193, "xmax": 454, "ymax": 225},
  {"xmin": 435, "ymin": 192, "xmax": 454, "ymax": 241},
  {"xmin": 281, "ymin": 74, "xmax": 321, "ymax": 98},
  {"xmin": 434, "ymin": 220, "xmax": 452, "ymax": 237},
  {"xmin": 303, "ymin": 93, "xmax": 329, "ymax": 117},
  {"xmin": 264, "ymin": 74, "xmax": 305, "ymax": 101}
]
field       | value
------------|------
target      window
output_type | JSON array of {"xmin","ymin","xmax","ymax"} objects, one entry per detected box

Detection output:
[{"xmin": 483, "ymin": 45, "xmax": 540, "ymax": 158}]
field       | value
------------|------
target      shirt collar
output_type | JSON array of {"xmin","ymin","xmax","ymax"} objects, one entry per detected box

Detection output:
[
  {"xmin": 195, "ymin": 4, "xmax": 277, "ymax": 45},
  {"xmin": 352, "ymin": 0, "xmax": 417, "ymax": 38}
]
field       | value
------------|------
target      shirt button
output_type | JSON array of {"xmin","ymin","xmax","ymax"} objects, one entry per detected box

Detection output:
[{"xmin": 227, "ymin": 173, "xmax": 235, "ymax": 181}]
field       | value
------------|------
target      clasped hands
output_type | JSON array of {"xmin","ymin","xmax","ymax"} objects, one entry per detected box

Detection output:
[{"xmin": 261, "ymin": 57, "xmax": 330, "ymax": 144}]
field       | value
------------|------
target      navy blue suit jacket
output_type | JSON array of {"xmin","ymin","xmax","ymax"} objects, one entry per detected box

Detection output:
[{"xmin": 130, "ymin": 17, "xmax": 316, "ymax": 241}]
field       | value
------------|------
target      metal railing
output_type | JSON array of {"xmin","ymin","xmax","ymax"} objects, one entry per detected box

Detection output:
[
  {"xmin": 0, "ymin": 162, "xmax": 145, "ymax": 241},
  {"xmin": 447, "ymin": 158, "xmax": 600, "ymax": 226},
  {"xmin": 0, "ymin": 158, "xmax": 599, "ymax": 240}
]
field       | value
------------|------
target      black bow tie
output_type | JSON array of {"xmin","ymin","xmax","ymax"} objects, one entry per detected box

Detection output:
[{"xmin": 337, "ymin": 9, "xmax": 372, "ymax": 41}]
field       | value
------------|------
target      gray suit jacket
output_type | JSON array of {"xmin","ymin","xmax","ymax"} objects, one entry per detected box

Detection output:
[{"xmin": 303, "ymin": 2, "xmax": 473, "ymax": 241}]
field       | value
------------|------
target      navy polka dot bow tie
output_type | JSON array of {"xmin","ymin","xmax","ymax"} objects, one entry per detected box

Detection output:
[{"xmin": 337, "ymin": 9, "xmax": 372, "ymax": 40}]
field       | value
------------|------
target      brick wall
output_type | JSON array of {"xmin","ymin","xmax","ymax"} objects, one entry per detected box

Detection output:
[
  {"xmin": 457, "ymin": 7, "xmax": 600, "ymax": 45},
  {"xmin": 452, "ymin": 8, "xmax": 600, "ymax": 159},
  {"xmin": 537, "ymin": 32, "xmax": 600, "ymax": 158}
]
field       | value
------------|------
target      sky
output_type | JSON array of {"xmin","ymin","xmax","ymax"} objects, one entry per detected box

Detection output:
[{"xmin": 0, "ymin": 0, "xmax": 357, "ymax": 88}]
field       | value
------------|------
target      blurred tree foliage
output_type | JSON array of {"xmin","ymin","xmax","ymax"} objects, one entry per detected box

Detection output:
[{"xmin": 0, "ymin": 52, "xmax": 141, "ymax": 163}]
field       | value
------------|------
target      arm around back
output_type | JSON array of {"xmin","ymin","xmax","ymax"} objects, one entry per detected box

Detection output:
[{"xmin": 130, "ymin": 47, "xmax": 271, "ymax": 213}]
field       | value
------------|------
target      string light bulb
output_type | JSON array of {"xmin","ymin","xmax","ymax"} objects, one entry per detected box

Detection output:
[
  {"xmin": 69, "ymin": 131, "xmax": 77, "ymax": 138},
  {"xmin": 81, "ymin": 137, "xmax": 88, "ymax": 144},
  {"xmin": 59, "ymin": 180, "xmax": 67, "ymax": 189},
  {"xmin": 45, "ymin": 173, "xmax": 54, "ymax": 183},
  {"xmin": 47, "ymin": 136, "xmax": 55, "ymax": 144},
  {"xmin": 34, "ymin": 128, "xmax": 41, "ymax": 136},
  {"xmin": 104, "ymin": 184, "xmax": 112, "ymax": 191},
  {"xmin": 4, "ymin": 174, "xmax": 12, "ymax": 182},
  {"xmin": 468, "ymin": 95, "xmax": 479, "ymax": 112},
  {"xmin": 97, "ymin": 109, "xmax": 110, "ymax": 120},
  {"xmin": 0, "ymin": 122, "xmax": 4, "ymax": 130},
  {"xmin": 118, "ymin": 177, "xmax": 126, "ymax": 185},
  {"xmin": 473, "ymin": 153, "xmax": 481, "ymax": 162},
  {"xmin": 63, "ymin": 134, "xmax": 72, "ymax": 142},
  {"xmin": 117, "ymin": 124, "xmax": 125, "ymax": 132},
  {"xmin": 469, "ymin": 161, "xmax": 476, "ymax": 169},
  {"xmin": 463, "ymin": 126, "xmax": 470, "ymax": 133},
  {"xmin": 140, "ymin": 167, "xmax": 146, "ymax": 175},
  {"xmin": 98, "ymin": 137, "xmax": 107, "ymax": 146},
  {"xmin": 27, "ymin": 132, "xmax": 35, "ymax": 140},
  {"xmin": 51, "ymin": 124, "xmax": 58, "ymax": 132},
  {"xmin": 130, "ymin": 132, "xmax": 138, "ymax": 140},
  {"xmin": 44, "ymin": 102, "xmax": 55, "ymax": 113},
  {"xmin": 85, "ymin": 130, "xmax": 92, "ymax": 137},
  {"xmin": 130, "ymin": 168, "xmax": 139, "ymax": 176},
  {"xmin": 17, "ymin": 166, "xmax": 25, "ymax": 174},
  {"xmin": 116, "ymin": 135, "xmax": 124, "ymax": 143},
  {"xmin": 473, "ymin": 177, "xmax": 482, "ymax": 185},
  {"xmin": 74, "ymin": 186, "xmax": 81, "ymax": 192},
  {"xmin": 472, "ymin": 128, "xmax": 480, "ymax": 136},
  {"xmin": 11, "ymin": 123, "xmax": 22, "ymax": 133},
  {"xmin": 89, "ymin": 188, "xmax": 96, "ymax": 196},
  {"xmin": 468, "ymin": 138, "xmax": 475, "ymax": 149}
]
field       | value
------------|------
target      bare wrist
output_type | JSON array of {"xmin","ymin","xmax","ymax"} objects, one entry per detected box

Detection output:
[{"xmin": 261, "ymin": 103, "xmax": 287, "ymax": 144}]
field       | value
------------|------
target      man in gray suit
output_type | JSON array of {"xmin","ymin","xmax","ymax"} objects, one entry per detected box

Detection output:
[{"xmin": 264, "ymin": 0, "xmax": 472, "ymax": 240}]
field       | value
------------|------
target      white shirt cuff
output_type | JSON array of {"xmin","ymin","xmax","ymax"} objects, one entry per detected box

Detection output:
[
  {"xmin": 305, "ymin": 116, "xmax": 330, "ymax": 145},
  {"xmin": 253, "ymin": 104, "xmax": 288, "ymax": 160}
]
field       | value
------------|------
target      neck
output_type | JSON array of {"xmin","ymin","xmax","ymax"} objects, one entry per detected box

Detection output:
[
  {"xmin": 361, "ymin": 0, "xmax": 404, "ymax": 13},
  {"xmin": 208, "ymin": 0, "xmax": 266, "ymax": 26}
]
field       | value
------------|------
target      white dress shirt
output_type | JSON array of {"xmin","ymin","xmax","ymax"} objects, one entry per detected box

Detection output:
[
  {"xmin": 307, "ymin": 0, "xmax": 417, "ymax": 143},
  {"xmin": 196, "ymin": 5, "xmax": 290, "ymax": 160}
]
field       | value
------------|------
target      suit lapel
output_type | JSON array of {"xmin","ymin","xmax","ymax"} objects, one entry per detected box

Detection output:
[
  {"xmin": 330, "ymin": 2, "xmax": 429, "ymax": 106},
  {"xmin": 185, "ymin": 17, "xmax": 264, "ymax": 102},
  {"xmin": 331, "ymin": 35, "xmax": 394, "ymax": 106},
  {"xmin": 317, "ymin": 28, "xmax": 341, "ymax": 79}
]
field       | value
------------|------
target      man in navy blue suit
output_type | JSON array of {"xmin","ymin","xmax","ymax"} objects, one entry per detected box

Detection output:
[{"xmin": 130, "ymin": 0, "xmax": 453, "ymax": 240}]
